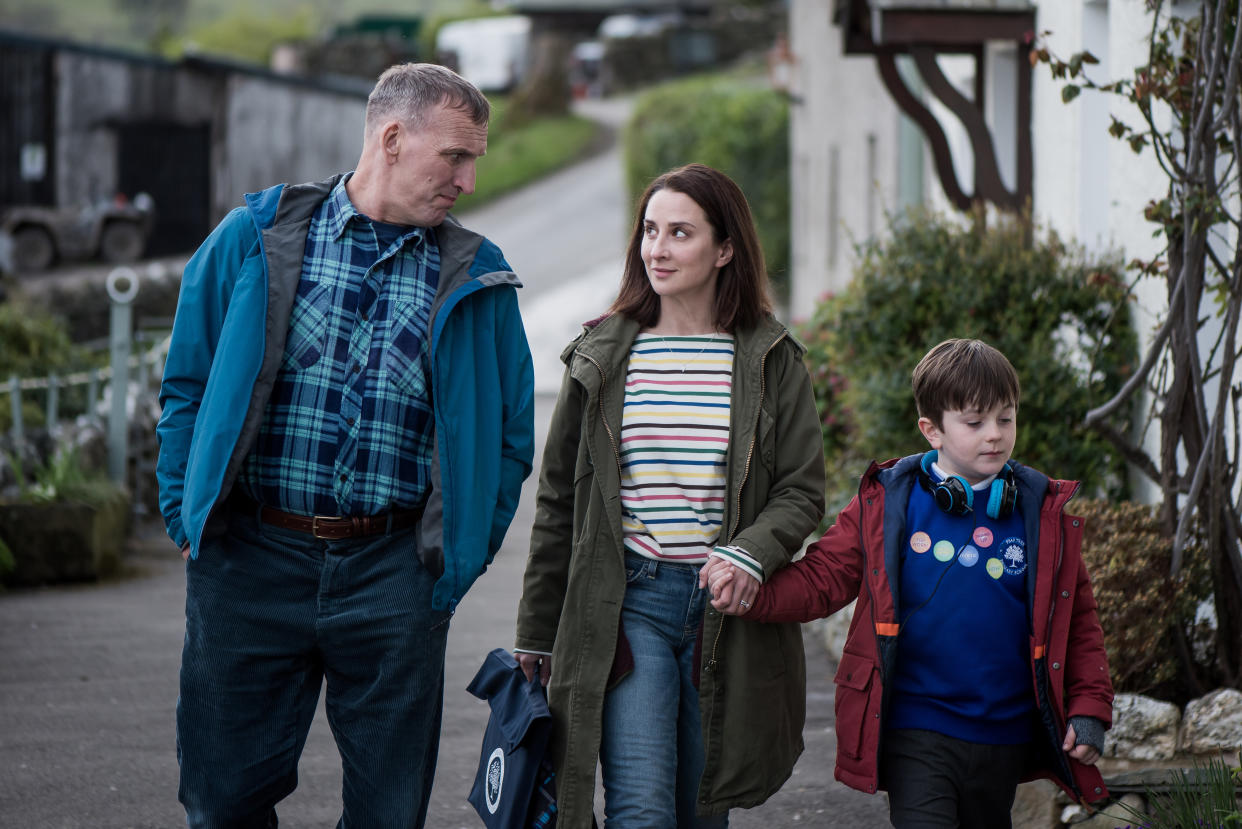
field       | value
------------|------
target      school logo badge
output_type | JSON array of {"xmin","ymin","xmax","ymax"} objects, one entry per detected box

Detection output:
[
  {"xmin": 485, "ymin": 747, "xmax": 505, "ymax": 814},
  {"xmin": 1000, "ymin": 537, "xmax": 1027, "ymax": 577}
]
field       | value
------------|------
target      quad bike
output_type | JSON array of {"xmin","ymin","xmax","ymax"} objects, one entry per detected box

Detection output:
[{"xmin": 0, "ymin": 193, "xmax": 155, "ymax": 273}]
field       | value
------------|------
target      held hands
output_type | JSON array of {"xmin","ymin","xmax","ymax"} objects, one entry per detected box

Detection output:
[
  {"xmin": 516, "ymin": 652, "xmax": 551, "ymax": 687},
  {"xmin": 1062, "ymin": 724, "xmax": 1101, "ymax": 765},
  {"xmin": 698, "ymin": 558, "xmax": 759, "ymax": 615}
]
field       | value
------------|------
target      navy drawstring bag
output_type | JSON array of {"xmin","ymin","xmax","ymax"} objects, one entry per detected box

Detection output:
[{"xmin": 467, "ymin": 648, "xmax": 556, "ymax": 828}]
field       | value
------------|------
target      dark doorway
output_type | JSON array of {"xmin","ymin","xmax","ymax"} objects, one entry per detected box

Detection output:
[
  {"xmin": 0, "ymin": 40, "xmax": 55, "ymax": 208},
  {"xmin": 116, "ymin": 122, "xmax": 211, "ymax": 256}
]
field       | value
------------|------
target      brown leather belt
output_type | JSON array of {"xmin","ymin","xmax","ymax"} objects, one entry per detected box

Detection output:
[{"xmin": 233, "ymin": 493, "xmax": 424, "ymax": 540}]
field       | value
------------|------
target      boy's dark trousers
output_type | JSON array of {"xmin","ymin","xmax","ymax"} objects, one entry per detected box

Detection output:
[{"xmin": 879, "ymin": 728, "xmax": 1028, "ymax": 829}]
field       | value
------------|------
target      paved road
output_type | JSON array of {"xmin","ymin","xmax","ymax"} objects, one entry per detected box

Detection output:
[
  {"xmin": 0, "ymin": 97, "xmax": 892, "ymax": 828},
  {"xmin": 462, "ymin": 96, "xmax": 632, "ymax": 395},
  {"xmin": 463, "ymin": 96, "xmax": 632, "ymax": 302}
]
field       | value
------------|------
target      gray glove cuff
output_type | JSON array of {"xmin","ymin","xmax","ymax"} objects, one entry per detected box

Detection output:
[{"xmin": 1068, "ymin": 715, "xmax": 1105, "ymax": 756}]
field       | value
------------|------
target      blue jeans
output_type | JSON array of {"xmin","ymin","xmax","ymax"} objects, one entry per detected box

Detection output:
[
  {"xmin": 599, "ymin": 553, "xmax": 729, "ymax": 829},
  {"xmin": 177, "ymin": 508, "xmax": 451, "ymax": 829}
]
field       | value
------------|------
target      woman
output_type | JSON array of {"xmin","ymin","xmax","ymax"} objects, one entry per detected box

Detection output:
[{"xmin": 514, "ymin": 164, "xmax": 826, "ymax": 828}]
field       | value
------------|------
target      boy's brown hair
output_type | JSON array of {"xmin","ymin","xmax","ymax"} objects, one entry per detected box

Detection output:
[{"xmin": 912, "ymin": 338, "xmax": 1020, "ymax": 428}]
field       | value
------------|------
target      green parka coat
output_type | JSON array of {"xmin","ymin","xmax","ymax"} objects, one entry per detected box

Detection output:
[{"xmin": 515, "ymin": 312, "xmax": 827, "ymax": 827}]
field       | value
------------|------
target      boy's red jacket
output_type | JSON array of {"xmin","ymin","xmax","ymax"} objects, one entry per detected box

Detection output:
[{"xmin": 749, "ymin": 454, "xmax": 1114, "ymax": 804}]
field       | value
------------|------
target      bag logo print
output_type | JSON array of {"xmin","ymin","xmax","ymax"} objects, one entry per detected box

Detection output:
[{"xmin": 485, "ymin": 747, "xmax": 505, "ymax": 814}]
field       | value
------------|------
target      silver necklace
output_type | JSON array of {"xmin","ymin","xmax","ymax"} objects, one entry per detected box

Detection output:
[{"xmin": 661, "ymin": 334, "xmax": 719, "ymax": 372}]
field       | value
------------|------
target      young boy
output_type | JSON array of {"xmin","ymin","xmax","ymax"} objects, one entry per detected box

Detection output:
[{"xmin": 704, "ymin": 338, "xmax": 1113, "ymax": 828}]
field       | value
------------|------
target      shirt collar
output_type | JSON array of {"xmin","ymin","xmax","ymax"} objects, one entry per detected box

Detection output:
[
  {"xmin": 323, "ymin": 173, "xmax": 428, "ymax": 248},
  {"xmin": 323, "ymin": 174, "xmax": 360, "ymax": 242},
  {"xmin": 929, "ymin": 460, "xmax": 997, "ymax": 491}
]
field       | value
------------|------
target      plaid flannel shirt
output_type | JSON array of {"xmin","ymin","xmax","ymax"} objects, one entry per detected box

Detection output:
[{"xmin": 240, "ymin": 177, "xmax": 440, "ymax": 516}]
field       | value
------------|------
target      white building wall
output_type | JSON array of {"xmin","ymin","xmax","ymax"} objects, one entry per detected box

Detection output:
[
  {"xmin": 1031, "ymin": 3, "xmax": 1086, "ymax": 244},
  {"xmin": 787, "ymin": 0, "xmax": 906, "ymax": 323},
  {"xmin": 789, "ymin": 0, "xmax": 1168, "ymax": 301},
  {"xmin": 1033, "ymin": 0, "xmax": 1161, "ymax": 262},
  {"xmin": 1035, "ymin": 0, "xmax": 1169, "ymax": 501}
]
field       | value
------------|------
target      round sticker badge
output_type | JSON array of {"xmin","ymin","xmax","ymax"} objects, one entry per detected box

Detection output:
[
  {"xmin": 957, "ymin": 544, "xmax": 979, "ymax": 567},
  {"xmin": 910, "ymin": 532, "xmax": 932, "ymax": 554},
  {"xmin": 985, "ymin": 558, "xmax": 1005, "ymax": 579},
  {"xmin": 1000, "ymin": 537, "xmax": 1028, "ymax": 576},
  {"xmin": 972, "ymin": 526, "xmax": 993, "ymax": 547},
  {"xmin": 933, "ymin": 540, "xmax": 955, "ymax": 562}
]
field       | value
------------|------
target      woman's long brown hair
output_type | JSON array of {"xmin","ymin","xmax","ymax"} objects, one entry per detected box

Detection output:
[{"xmin": 610, "ymin": 163, "xmax": 772, "ymax": 332}]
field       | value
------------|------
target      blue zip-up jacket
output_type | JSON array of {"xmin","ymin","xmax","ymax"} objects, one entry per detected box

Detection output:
[{"xmin": 156, "ymin": 175, "xmax": 535, "ymax": 611}]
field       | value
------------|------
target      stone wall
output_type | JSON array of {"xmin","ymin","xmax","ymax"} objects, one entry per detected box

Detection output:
[{"xmin": 1014, "ymin": 691, "xmax": 1242, "ymax": 828}]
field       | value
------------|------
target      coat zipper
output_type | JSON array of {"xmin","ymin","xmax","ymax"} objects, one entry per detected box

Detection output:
[
  {"xmin": 1043, "ymin": 482, "xmax": 1080, "ymax": 665},
  {"xmin": 707, "ymin": 332, "xmax": 784, "ymax": 673},
  {"xmin": 1043, "ymin": 484, "xmax": 1066, "ymax": 650}
]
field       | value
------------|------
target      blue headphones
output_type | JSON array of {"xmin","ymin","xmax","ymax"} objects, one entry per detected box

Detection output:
[{"xmin": 918, "ymin": 451, "xmax": 1017, "ymax": 519}]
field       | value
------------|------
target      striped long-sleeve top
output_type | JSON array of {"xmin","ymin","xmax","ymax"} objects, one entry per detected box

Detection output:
[{"xmin": 619, "ymin": 333, "xmax": 764, "ymax": 580}]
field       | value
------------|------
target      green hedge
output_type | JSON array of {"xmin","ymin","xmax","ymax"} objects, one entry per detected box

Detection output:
[
  {"xmin": 798, "ymin": 208, "xmax": 1137, "ymax": 511},
  {"xmin": 623, "ymin": 75, "xmax": 790, "ymax": 297}
]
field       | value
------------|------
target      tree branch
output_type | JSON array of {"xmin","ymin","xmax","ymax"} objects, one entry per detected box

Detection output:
[
  {"xmin": 1085, "ymin": 269, "xmax": 1185, "ymax": 425},
  {"xmin": 1209, "ymin": 0, "xmax": 1242, "ymax": 134},
  {"xmin": 1174, "ymin": 234, "xmax": 1242, "ymax": 573},
  {"xmin": 1142, "ymin": 4, "xmax": 1186, "ymax": 181},
  {"xmin": 1091, "ymin": 420, "xmax": 1162, "ymax": 485},
  {"xmin": 1176, "ymin": 223, "xmax": 1211, "ymax": 441},
  {"xmin": 1187, "ymin": 0, "xmax": 1229, "ymax": 174}
]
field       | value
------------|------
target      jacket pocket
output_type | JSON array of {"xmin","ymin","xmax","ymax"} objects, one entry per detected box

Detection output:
[
  {"xmin": 756, "ymin": 406, "xmax": 776, "ymax": 474},
  {"xmin": 570, "ymin": 460, "xmax": 595, "ymax": 549},
  {"xmin": 833, "ymin": 649, "xmax": 876, "ymax": 761}
]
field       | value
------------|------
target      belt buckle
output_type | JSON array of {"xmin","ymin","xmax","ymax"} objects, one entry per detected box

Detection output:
[{"xmin": 311, "ymin": 515, "xmax": 339, "ymax": 539}]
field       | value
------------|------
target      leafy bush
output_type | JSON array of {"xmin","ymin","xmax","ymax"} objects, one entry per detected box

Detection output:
[
  {"xmin": 0, "ymin": 305, "xmax": 94, "ymax": 431},
  {"xmin": 9, "ymin": 446, "xmax": 116, "ymax": 507},
  {"xmin": 168, "ymin": 8, "xmax": 317, "ymax": 64},
  {"xmin": 0, "ymin": 305, "xmax": 80, "ymax": 377},
  {"xmin": 796, "ymin": 305, "xmax": 858, "ymax": 516},
  {"xmin": 1076, "ymin": 499, "xmax": 1216, "ymax": 703},
  {"xmin": 623, "ymin": 75, "xmax": 790, "ymax": 296},
  {"xmin": 797, "ymin": 207, "xmax": 1136, "ymax": 507}
]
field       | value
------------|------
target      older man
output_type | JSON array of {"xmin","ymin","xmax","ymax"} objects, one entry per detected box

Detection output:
[{"xmin": 156, "ymin": 63, "xmax": 534, "ymax": 828}]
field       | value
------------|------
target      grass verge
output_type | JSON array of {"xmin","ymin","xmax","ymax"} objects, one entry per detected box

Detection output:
[{"xmin": 456, "ymin": 99, "xmax": 604, "ymax": 213}]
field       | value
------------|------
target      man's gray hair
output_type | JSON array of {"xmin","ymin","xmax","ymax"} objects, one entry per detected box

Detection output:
[{"xmin": 365, "ymin": 63, "xmax": 490, "ymax": 136}]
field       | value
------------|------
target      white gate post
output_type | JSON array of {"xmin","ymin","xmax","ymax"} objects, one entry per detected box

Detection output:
[{"xmin": 106, "ymin": 268, "xmax": 139, "ymax": 485}]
